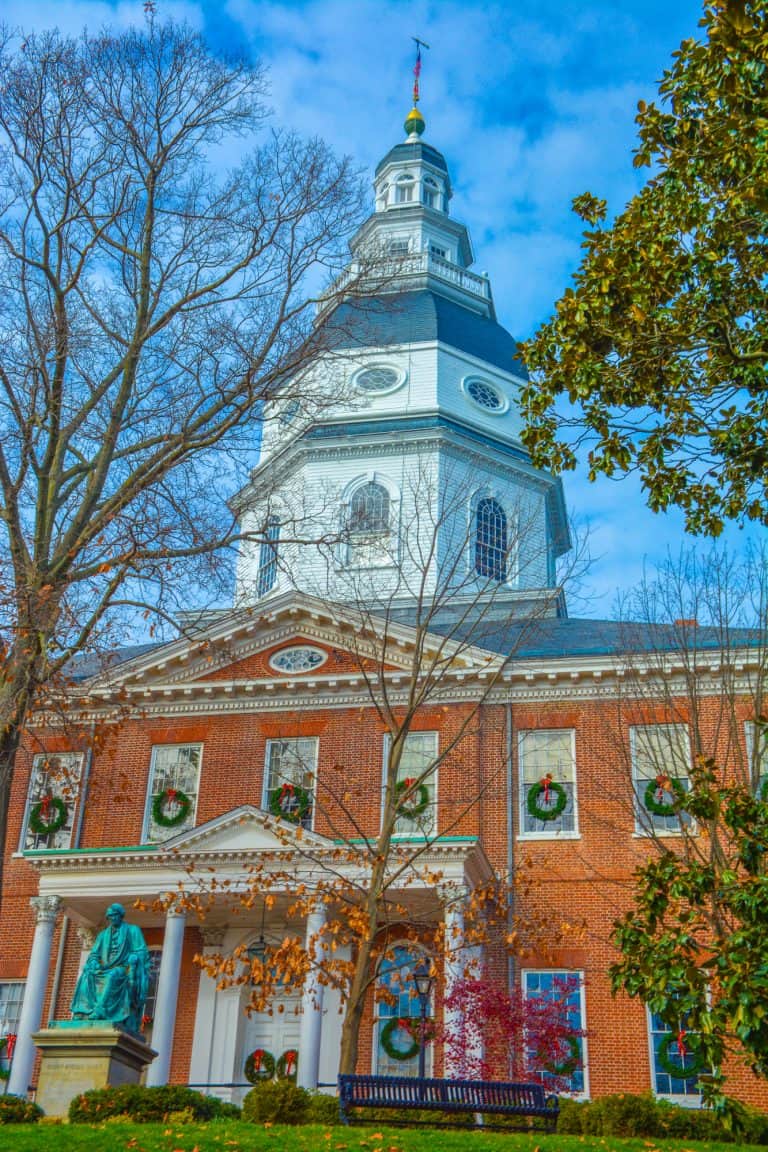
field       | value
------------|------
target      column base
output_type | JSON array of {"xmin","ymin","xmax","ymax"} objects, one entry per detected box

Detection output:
[{"xmin": 32, "ymin": 1022, "xmax": 157, "ymax": 1118}]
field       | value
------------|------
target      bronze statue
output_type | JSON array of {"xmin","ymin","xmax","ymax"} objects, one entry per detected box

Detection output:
[{"xmin": 71, "ymin": 903, "xmax": 151, "ymax": 1035}]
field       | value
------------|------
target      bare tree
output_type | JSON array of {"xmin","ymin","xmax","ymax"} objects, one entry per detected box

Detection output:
[
  {"xmin": 0, "ymin": 20, "xmax": 366, "ymax": 900},
  {"xmin": 187, "ymin": 457, "xmax": 584, "ymax": 1077}
]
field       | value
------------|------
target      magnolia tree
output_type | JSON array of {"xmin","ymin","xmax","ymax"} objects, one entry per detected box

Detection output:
[
  {"xmin": 602, "ymin": 548, "xmax": 768, "ymax": 1116},
  {"xmin": 0, "ymin": 20, "xmax": 366, "ymax": 904},
  {"xmin": 182, "ymin": 458, "xmax": 585, "ymax": 1076}
]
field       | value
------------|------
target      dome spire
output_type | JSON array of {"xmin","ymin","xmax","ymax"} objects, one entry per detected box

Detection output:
[{"xmin": 404, "ymin": 36, "xmax": 429, "ymax": 139}]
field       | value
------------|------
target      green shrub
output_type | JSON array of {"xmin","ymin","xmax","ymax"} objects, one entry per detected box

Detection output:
[
  {"xmin": 554, "ymin": 1091, "xmax": 768, "ymax": 1144},
  {"xmin": 0, "ymin": 1095, "xmax": 43, "ymax": 1124},
  {"xmin": 242, "ymin": 1079, "xmax": 310, "ymax": 1125},
  {"xmin": 592, "ymin": 1092, "xmax": 661, "ymax": 1137},
  {"xmin": 306, "ymin": 1092, "xmax": 340, "ymax": 1125},
  {"xmin": 556, "ymin": 1097, "xmax": 587, "ymax": 1134},
  {"xmin": 68, "ymin": 1084, "xmax": 224, "ymax": 1123},
  {"xmin": 217, "ymin": 1100, "xmax": 242, "ymax": 1119}
]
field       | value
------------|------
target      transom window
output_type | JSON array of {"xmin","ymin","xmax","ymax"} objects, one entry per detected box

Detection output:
[
  {"xmin": 269, "ymin": 646, "xmax": 327, "ymax": 674},
  {"xmin": 475, "ymin": 497, "xmax": 508, "ymax": 582},
  {"xmin": 354, "ymin": 366, "xmax": 401, "ymax": 394},
  {"xmin": 631, "ymin": 724, "xmax": 692, "ymax": 835},
  {"xmin": 375, "ymin": 945, "xmax": 432, "ymax": 1077},
  {"xmin": 144, "ymin": 743, "xmax": 202, "ymax": 843},
  {"xmin": 519, "ymin": 730, "xmax": 577, "ymax": 836},
  {"xmin": 394, "ymin": 174, "xmax": 415, "ymax": 204},
  {"xmin": 256, "ymin": 516, "xmax": 280, "ymax": 599},
  {"xmin": 23, "ymin": 752, "xmax": 83, "ymax": 851},
  {"xmin": 264, "ymin": 738, "xmax": 318, "ymax": 830},
  {"xmin": 464, "ymin": 378, "xmax": 505, "ymax": 412}
]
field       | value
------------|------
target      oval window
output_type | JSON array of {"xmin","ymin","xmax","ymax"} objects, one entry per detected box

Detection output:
[
  {"xmin": 463, "ymin": 378, "xmax": 507, "ymax": 413},
  {"xmin": 354, "ymin": 366, "xmax": 403, "ymax": 395},
  {"xmin": 269, "ymin": 646, "xmax": 328, "ymax": 674}
]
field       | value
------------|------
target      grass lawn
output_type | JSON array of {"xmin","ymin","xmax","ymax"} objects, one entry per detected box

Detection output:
[{"xmin": 0, "ymin": 1122, "xmax": 763, "ymax": 1152}]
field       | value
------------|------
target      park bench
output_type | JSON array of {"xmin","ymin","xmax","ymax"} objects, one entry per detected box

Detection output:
[{"xmin": 337, "ymin": 1073, "xmax": 559, "ymax": 1131}]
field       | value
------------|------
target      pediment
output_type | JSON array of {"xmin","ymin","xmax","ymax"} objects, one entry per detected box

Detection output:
[{"xmin": 160, "ymin": 804, "xmax": 335, "ymax": 856}]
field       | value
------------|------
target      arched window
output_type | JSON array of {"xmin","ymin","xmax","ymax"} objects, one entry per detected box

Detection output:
[
  {"xmin": 375, "ymin": 944, "xmax": 432, "ymax": 1076},
  {"xmin": 475, "ymin": 497, "xmax": 507, "ymax": 581},
  {"xmin": 345, "ymin": 481, "xmax": 393, "ymax": 566},
  {"xmin": 256, "ymin": 516, "xmax": 280, "ymax": 597},
  {"xmin": 423, "ymin": 175, "xmax": 440, "ymax": 209},
  {"xmin": 395, "ymin": 174, "xmax": 415, "ymax": 204}
]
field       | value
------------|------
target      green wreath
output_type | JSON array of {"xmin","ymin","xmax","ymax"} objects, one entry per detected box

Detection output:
[
  {"xmin": 527, "ymin": 778, "xmax": 568, "ymax": 822},
  {"xmin": 276, "ymin": 1049, "xmax": 299, "ymax": 1080},
  {"xmin": 269, "ymin": 783, "xmax": 312, "ymax": 824},
  {"xmin": 643, "ymin": 777, "xmax": 686, "ymax": 818},
  {"xmin": 380, "ymin": 1017, "xmax": 420, "ymax": 1062},
  {"xmin": 541, "ymin": 1034, "xmax": 580, "ymax": 1076},
  {"xmin": 244, "ymin": 1047, "xmax": 276, "ymax": 1083},
  {"xmin": 395, "ymin": 777, "xmax": 430, "ymax": 819},
  {"xmin": 152, "ymin": 787, "xmax": 192, "ymax": 829},
  {"xmin": 657, "ymin": 1033, "xmax": 707, "ymax": 1079},
  {"xmin": 28, "ymin": 795, "xmax": 68, "ymax": 836}
]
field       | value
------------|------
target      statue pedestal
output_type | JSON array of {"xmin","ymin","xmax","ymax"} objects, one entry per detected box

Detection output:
[{"xmin": 32, "ymin": 1022, "xmax": 156, "ymax": 1118}]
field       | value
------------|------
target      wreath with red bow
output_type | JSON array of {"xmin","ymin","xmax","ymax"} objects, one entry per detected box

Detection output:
[
  {"xmin": 269, "ymin": 782, "xmax": 311, "ymax": 824},
  {"xmin": 276, "ymin": 1048, "xmax": 299, "ymax": 1080},
  {"xmin": 0, "ymin": 1033, "xmax": 17, "ymax": 1080},
  {"xmin": 28, "ymin": 794, "xmax": 68, "ymax": 836},
  {"xmin": 395, "ymin": 777, "xmax": 430, "ymax": 818},
  {"xmin": 152, "ymin": 787, "xmax": 192, "ymax": 828},
  {"xmin": 643, "ymin": 775, "xmax": 686, "ymax": 818},
  {"xmin": 527, "ymin": 774, "xmax": 568, "ymax": 822},
  {"xmin": 657, "ymin": 1031, "xmax": 707, "ymax": 1078},
  {"xmin": 244, "ymin": 1047, "xmax": 276, "ymax": 1083},
  {"xmin": 379, "ymin": 1017, "xmax": 421, "ymax": 1062}
]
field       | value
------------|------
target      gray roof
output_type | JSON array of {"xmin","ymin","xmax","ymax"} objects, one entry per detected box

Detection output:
[
  {"xmin": 323, "ymin": 290, "xmax": 528, "ymax": 378},
  {"xmin": 375, "ymin": 141, "xmax": 448, "ymax": 176},
  {"xmin": 68, "ymin": 642, "xmax": 162, "ymax": 682},
  {"xmin": 437, "ymin": 616, "xmax": 765, "ymax": 660}
]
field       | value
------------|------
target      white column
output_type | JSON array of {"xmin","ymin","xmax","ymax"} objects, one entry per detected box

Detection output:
[
  {"xmin": 443, "ymin": 898, "xmax": 465, "ymax": 1079},
  {"xmin": 297, "ymin": 906, "xmax": 326, "ymax": 1091},
  {"xmin": 8, "ymin": 896, "xmax": 61, "ymax": 1097},
  {"xmin": 188, "ymin": 926, "xmax": 226, "ymax": 1093},
  {"xmin": 145, "ymin": 907, "xmax": 186, "ymax": 1086}
]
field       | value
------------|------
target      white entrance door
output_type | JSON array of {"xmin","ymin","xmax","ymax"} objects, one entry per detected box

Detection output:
[{"xmin": 238, "ymin": 994, "xmax": 301, "ymax": 1101}]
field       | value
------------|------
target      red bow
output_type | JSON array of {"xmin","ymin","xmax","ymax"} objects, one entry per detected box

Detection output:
[
  {"xmin": 4, "ymin": 1033, "xmax": 16, "ymax": 1060},
  {"xmin": 280, "ymin": 783, "xmax": 295, "ymax": 796},
  {"xmin": 655, "ymin": 774, "xmax": 670, "ymax": 803},
  {"xmin": 677, "ymin": 1029, "xmax": 687, "ymax": 1059},
  {"xmin": 166, "ymin": 788, "xmax": 178, "ymax": 803},
  {"xmin": 253, "ymin": 1048, "xmax": 264, "ymax": 1072},
  {"xmin": 40, "ymin": 794, "xmax": 52, "ymax": 818},
  {"xmin": 541, "ymin": 773, "xmax": 553, "ymax": 803},
  {"xmin": 284, "ymin": 1049, "xmax": 296, "ymax": 1073}
]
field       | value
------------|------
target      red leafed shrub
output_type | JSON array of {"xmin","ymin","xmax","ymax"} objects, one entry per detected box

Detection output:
[{"xmin": 439, "ymin": 976, "xmax": 583, "ymax": 1088}]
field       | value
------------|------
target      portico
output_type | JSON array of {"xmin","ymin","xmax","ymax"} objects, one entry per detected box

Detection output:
[{"xmin": 18, "ymin": 806, "xmax": 488, "ymax": 1100}]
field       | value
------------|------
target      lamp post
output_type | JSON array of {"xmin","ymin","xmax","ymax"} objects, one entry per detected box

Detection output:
[
  {"xmin": 413, "ymin": 966, "xmax": 434, "ymax": 1081},
  {"xmin": 246, "ymin": 901, "xmax": 268, "ymax": 980}
]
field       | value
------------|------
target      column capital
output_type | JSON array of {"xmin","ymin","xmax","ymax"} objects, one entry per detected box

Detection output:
[
  {"xmin": 200, "ymin": 925, "xmax": 226, "ymax": 948},
  {"xmin": 30, "ymin": 895, "xmax": 62, "ymax": 924}
]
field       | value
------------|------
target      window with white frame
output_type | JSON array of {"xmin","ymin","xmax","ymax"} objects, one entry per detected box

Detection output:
[
  {"xmin": 394, "ymin": 173, "xmax": 415, "ymax": 203},
  {"xmin": 0, "ymin": 982, "xmax": 25, "ymax": 1081},
  {"xmin": 745, "ymin": 720, "xmax": 768, "ymax": 798},
  {"xmin": 474, "ymin": 497, "xmax": 508, "ymax": 581},
  {"xmin": 256, "ymin": 516, "xmax": 280, "ymax": 598},
  {"xmin": 375, "ymin": 944, "xmax": 432, "ymax": 1077},
  {"xmin": 519, "ymin": 730, "xmax": 577, "ymax": 836},
  {"xmin": 631, "ymin": 724, "xmax": 692, "ymax": 834},
  {"xmin": 144, "ymin": 744, "xmax": 202, "ymax": 843},
  {"xmin": 140, "ymin": 949, "xmax": 163, "ymax": 1038},
  {"xmin": 264, "ymin": 738, "xmax": 318, "ymax": 829},
  {"xmin": 345, "ymin": 481, "xmax": 393, "ymax": 567},
  {"xmin": 648, "ymin": 1008, "xmax": 704, "ymax": 1098},
  {"xmin": 523, "ymin": 970, "xmax": 586, "ymax": 1095},
  {"xmin": 23, "ymin": 752, "xmax": 83, "ymax": 851},
  {"xmin": 387, "ymin": 731, "xmax": 438, "ymax": 836},
  {"xmin": 423, "ymin": 176, "xmax": 441, "ymax": 209}
]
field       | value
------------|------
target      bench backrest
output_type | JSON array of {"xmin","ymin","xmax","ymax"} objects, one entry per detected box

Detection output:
[{"xmin": 338, "ymin": 1074, "xmax": 553, "ymax": 1111}]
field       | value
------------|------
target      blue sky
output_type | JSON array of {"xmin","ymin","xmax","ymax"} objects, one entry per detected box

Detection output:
[{"xmin": 6, "ymin": 0, "xmax": 762, "ymax": 615}]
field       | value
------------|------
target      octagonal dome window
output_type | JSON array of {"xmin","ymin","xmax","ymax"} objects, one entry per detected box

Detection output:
[
  {"xmin": 462, "ymin": 377, "xmax": 508, "ymax": 415},
  {"xmin": 269, "ymin": 645, "xmax": 328, "ymax": 674},
  {"xmin": 353, "ymin": 365, "xmax": 405, "ymax": 396}
]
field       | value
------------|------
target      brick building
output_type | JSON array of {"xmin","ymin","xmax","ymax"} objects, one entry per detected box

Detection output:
[{"xmin": 2, "ymin": 104, "xmax": 766, "ymax": 1110}]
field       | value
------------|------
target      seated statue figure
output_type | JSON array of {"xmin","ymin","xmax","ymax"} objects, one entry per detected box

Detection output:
[{"xmin": 71, "ymin": 903, "xmax": 151, "ymax": 1035}]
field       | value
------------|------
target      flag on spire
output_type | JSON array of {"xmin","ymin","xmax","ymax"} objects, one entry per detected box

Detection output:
[{"xmin": 411, "ymin": 37, "xmax": 429, "ymax": 106}]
